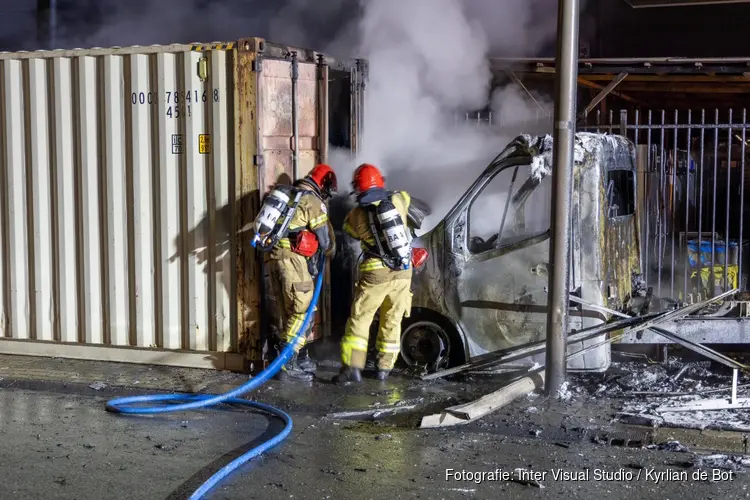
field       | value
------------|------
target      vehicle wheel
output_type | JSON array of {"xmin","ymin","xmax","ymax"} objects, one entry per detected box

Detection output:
[{"xmin": 399, "ymin": 319, "xmax": 453, "ymax": 372}]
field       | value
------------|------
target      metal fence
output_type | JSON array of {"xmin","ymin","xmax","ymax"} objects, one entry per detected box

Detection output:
[
  {"xmin": 582, "ymin": 109, "xmax": 749, "ymax": 302},
  {"xmin": 461, "ymin": 107, "xmax": 750, "ymax": 302}
]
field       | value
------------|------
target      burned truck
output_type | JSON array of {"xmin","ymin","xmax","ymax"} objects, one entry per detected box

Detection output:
[{"xmin": 389, "ymin": 132, "xmax": 641, "ymax": 373}]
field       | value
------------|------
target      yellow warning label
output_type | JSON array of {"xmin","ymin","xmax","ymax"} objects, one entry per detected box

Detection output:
[{"xmin": 199, "ymin": 134, "xmax": 211, "ymax": 154}]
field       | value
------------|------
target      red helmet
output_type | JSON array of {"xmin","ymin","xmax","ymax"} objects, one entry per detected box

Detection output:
[
  {"xmin": 351, "ymin": 163, "xmax": 385, "ymax": 195},
  {"xmin": 307, "ymin": 164, "xmax": 338, "ymax": 199}
]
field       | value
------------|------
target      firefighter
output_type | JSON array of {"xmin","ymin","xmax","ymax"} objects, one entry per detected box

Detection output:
[
  {"xmin": 334, "ymin": 163, "xmax": 414, "ymax": 383},
  {"xmin": 251, "ymin": 164, "xmax": 337, "ymax": 382}
]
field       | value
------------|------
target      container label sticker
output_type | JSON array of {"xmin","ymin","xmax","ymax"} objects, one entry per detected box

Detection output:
[
  {"xmin": 199, "ymin": 134, "xmax": 211, "ymax": 154},
  {"xmin": 171, "ymin": 134, "xmax": 184, "ymax": 154}
]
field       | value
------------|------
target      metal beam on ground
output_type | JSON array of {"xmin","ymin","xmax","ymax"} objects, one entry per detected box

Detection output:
[
  {"xmin": 422, "ymin": 288, "xmax": 738, "ymax": 381},
  {"xmin": 422, "ymin": 314, "xmax": 658, "ymax": 381},
  {"xmin": 419, "ymin": 312, "xmax": 697, "ymax": 428},
  {"xmin": 569, "ymin": 294, "xmax": 748, "ymax": 371}
]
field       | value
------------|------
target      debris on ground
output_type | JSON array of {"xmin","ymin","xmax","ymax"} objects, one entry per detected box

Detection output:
[
  {"xmin": 557, "ymin": 382, "xmax": 573, "ymax": 401},
  {"xmin": 88, "ymin": 381, "xmax": 107, "ymax": 390},
  {"xmin": 569, "ymin": 358, "xmax": 750, "ymax": 432},
  {"xmin": 580, "ymin": 359, "xmax": 721, "ymax": 397},
  {"xmin": 327, "ymin": 405, "xmax": 418, "ymax": 420},
  {"xmin": 697, "ymin": 454, "xmax": 750, "ymax": 471},
  {"xmin": 647, "ymin": 440, "xmax": 690, "ymax": 452}
]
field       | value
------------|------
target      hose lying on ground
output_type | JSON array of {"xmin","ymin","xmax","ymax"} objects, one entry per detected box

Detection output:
[{"xmin": 106, "ymin": 256, "xmax": 326, "ymax": 500}]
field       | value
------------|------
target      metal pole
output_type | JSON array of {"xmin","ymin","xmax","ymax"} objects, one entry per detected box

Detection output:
[{"xmin": 544, "ymin": 0, "xmax": 580, "ymax": 397}]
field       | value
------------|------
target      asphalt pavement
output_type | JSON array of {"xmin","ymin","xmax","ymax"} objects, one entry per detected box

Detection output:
[{"xmin": 1, "ymin": 374, "xmax": 750, "ymax": 499}]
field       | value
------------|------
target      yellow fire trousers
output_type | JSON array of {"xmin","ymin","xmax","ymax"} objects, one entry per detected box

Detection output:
[
  {"xmin": 341, "ymin": 272, "xmax": 413, "ymax": 371},
  {"xmin": 266, "ymin": 253, "xmax": 316, "ymax": 353}
]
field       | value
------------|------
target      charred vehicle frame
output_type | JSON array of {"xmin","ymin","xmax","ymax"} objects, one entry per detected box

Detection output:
[{"xmin": 347, "ymin": 132, "xmax": 641, "ymax": 374}]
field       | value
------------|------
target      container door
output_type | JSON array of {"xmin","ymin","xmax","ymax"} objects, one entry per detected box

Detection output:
[
  {"xmin": 257, "ymin": 53, "xmax": 327, "ymax": 344},
  {"xmin": 453, "ymin": 163, "xmax": 553, "ymax": 354}
]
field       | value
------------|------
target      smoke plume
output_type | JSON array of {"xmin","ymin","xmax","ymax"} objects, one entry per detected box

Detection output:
[{"xmin": 341, "ymin": 0, "xmax": 559, "ymax": 231}]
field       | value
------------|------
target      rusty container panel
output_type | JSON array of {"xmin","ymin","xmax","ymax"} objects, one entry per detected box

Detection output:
[
  {"xmin": 258, "ymin": 59, "xmax": 320, "ymax": 187},
  {"xmin": 258, "ymin": 58, "xmax": 328, "ymax": 343}
]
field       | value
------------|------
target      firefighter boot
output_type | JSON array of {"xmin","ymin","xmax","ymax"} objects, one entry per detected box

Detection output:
[
  {"xmin": 274, "ymin": 350, "xmax": 314, "ymax": 382},
  {"xmin": 332, "ymin": 366, "xmax": 362, "ymax": 384},
  {"xmin": 376, "ymin": 370, "xmax": 390, "ymax": 381},
  {"xmin": 297, "ymin": 348, "xmax": 317, "ymax": 373}
]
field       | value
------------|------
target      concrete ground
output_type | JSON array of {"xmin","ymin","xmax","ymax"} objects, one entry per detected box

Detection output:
[{"xmin": 1, "ymin": 353, "xmax": 750, "ymax": 499}]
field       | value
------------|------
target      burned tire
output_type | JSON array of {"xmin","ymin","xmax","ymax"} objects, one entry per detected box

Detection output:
[{"xmin": 399, "ymin": 314, "xmax": 465, "ymax": 371}]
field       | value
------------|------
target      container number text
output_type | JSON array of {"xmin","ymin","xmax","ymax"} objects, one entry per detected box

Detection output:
[
  {"xmin": 131, "ymin": 92, "xmax": 155, "ymax": 105},
  {"xmin": 130, "ymin": 89, "xmax": 221, "ymax": 120}
]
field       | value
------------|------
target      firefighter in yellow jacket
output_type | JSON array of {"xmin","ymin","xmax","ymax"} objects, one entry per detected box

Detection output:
[
  {"xmin": 334, "ymin": 163, "xmax": 414, "ymax": 383},
  {"xmin": 251, "ymin": 164, "xmax": 337, "ymax": 382}
]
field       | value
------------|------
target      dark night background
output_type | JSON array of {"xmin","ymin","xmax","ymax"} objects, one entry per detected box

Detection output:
[{"xmin": 3, "ymin": 0, "xmax": 750, "ymax": 58}]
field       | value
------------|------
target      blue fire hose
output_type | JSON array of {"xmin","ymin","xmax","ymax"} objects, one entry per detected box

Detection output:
[{"xmin": 106, "ymin": 256, "xmax": 326, "ymax": 500}]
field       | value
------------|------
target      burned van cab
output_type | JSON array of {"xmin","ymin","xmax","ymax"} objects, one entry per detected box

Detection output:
[{"xmin": 402, "ymin": 132, "xmax": 640, "ymax": 373}]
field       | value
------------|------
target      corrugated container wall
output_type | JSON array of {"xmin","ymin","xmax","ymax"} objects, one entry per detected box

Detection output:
[{"xmin": 0, "ymin": 37, "xmax": 366, "ymax": 371}]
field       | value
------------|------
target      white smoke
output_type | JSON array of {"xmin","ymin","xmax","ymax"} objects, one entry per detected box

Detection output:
[{"xmin": 330, "ymin": 0, "xmax": 559, "ymax": 232}]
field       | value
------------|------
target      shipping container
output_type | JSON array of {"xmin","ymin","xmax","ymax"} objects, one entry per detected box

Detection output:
[{"xmin": 0, "ymin": 37, "xmax": 366, "ymax": 370}]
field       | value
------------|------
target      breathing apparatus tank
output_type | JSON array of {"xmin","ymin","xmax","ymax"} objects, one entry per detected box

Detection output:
[
  {"xmin": 367, "ymin": 195, "xmax": 412, "ymax": 271},
  {"xmin": 251, "ymin": 185, "xmax": 302, "ymax": 252}
]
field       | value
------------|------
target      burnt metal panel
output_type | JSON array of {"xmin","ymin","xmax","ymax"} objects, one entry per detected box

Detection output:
[{"xmin": 233, "ymin": 37, "xmax": 264, "ymax": 369}]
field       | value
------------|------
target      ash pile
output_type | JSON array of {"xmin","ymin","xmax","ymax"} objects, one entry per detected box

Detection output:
[{"xmin": 574, "ymin": 358, "xmax": 750, "ymax": 432}]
